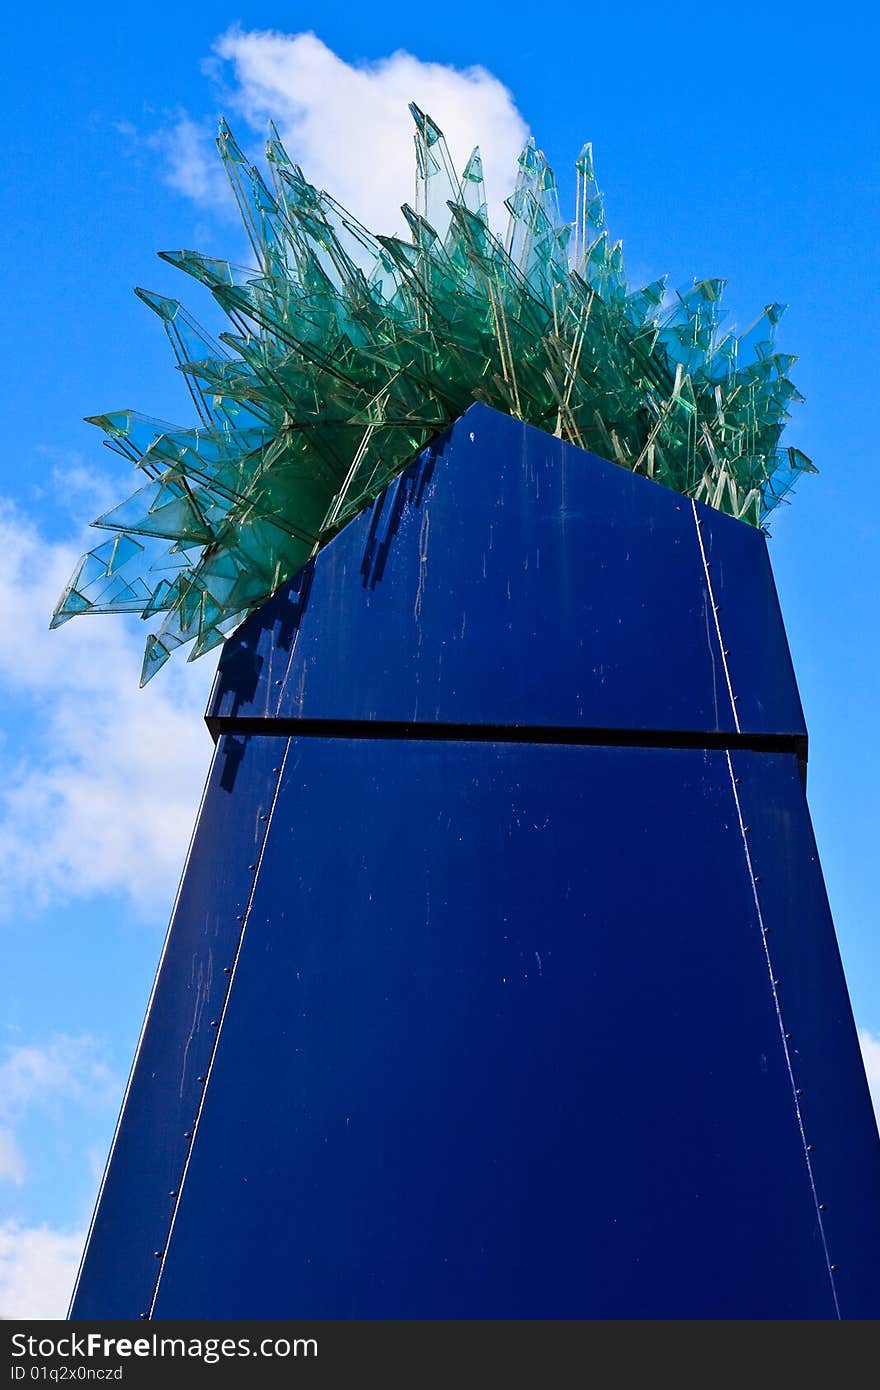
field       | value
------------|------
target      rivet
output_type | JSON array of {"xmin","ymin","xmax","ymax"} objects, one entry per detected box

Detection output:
[
  {"xmin": 210, "ymin": 1019, "xmax": 219, "ymax": 1028},
  {"xmin": 795, "ymin": 1089, "xmax": 803, "ymax": 1096},
  {"xmin": 260, "ymin": 814, "xmax": 269, "ymax": 822},
  {"xmin": 139, "ymin": 1313, "xmax": 149, "ymax": 1320},
  {"xmin": 153, "ymin": 1251, "xmax": 162, "ymax": 1259},
  {"xmin": 236, "ymin": 914, "xmax": 245, "ymax": 922},
  {"xmin": 806, "ymin": 1144, "xmax": 815, "ymax": 1152},
  {"xmin": 196, "ymin": 1075, "xmax": 206, "ymax": 1083},
  {"xmin": 248, "ymin": 864, "xmax": 257, "ymax": 871},
  {"xmin": 184, "ymin": 1131, "xmax": 192, "ymax": 1139},
  {"xmin": 819, "ymin": 1204, "xmax": 828, "ymax": 1212},
  {"xmin": 733, "ymin": 694, "xmax": 739, "ymax": 701},
  {"xmin": 831, "ymin": 1265, "xmax": 839, "ymax": 1272},
  {"xmin": 275, "ymin": 679, "xmax": 283, "ymax": 686},
  {"xmin": 754, "ymin": 875, "xmax": 762, "ymax": 883},
  {"xmin": 223, "ymin": 966, "xmax": 232, "ymax": 974},
  {"xmin": 169, "ymin": 1190, "xmax": 177, "ymax": 1197},
  {"xmin": 772, "ymin": 978, "xmax": 780, "ymax": 987}
]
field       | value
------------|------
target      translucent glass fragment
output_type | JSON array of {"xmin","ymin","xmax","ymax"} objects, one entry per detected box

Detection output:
[{"xmin": 53, "ymin": 109, "xmax": 812, "ymax": 681}]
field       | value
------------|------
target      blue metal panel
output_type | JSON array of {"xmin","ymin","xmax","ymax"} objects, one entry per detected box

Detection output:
[
  {"xmin": 697, "ymin": 506, "xmax": 806, "ymax": 736},
  {"xmin": 69, "ymin": 733, "xmax": 288, "ymax": 1321},
  {"xmin": 207, "ymin": 404, "xmax": 804, "ymax": 740},
  {"xmin": 147, "ymin": 738, "xmax": 875, "ymax": 1320},
  {"xmin": 73, "ymin": 409, "xmax": 878, "ymax": 1320},
  {"xmin": 729, "ymin": 749, "xmax": 880, "ymax": 1317}
]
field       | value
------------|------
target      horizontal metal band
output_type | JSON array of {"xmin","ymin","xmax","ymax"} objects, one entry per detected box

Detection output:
[{"xmin": 206, "ymin": 713, "xmax": 807, "ymax": 769}]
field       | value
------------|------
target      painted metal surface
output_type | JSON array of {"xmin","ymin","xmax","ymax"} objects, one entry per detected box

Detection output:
[
  {"xmin": 207, "ymin": 404, "xmax": 805, "ymax": 741},
  {"xmin": 729, "ymin": 749, "xmax": 880, "ymax": 1318},
  {"xmin": 71, "ymin": 408, "xmax": 879, "ymax": 1320},
  {"xmin": 69, "ymin": 733, "xmax": 288, "ymax": 1321},
  {"xmin": 150, "ymin": 738, "xmax": 869, "ymax": 1319}
]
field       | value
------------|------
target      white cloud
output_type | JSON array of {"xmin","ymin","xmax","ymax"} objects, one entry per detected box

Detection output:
[
  {"xmin": 0, "ymin": 1033, "xmax": 119, "ymax": 1195},
  {"xmin": 858, "ymin": 1028, "xmax": 880, "ymax": 1131},
  {"xmin": 0, "ymin": 1222, "xmax": 84, "ymax": 1319},
  {"xmin": 153, "ymin": 113, "xmax": 233, "ymax": 214},
  {"xmin": 165, "ymin": 27, "xmax": 529, "ymax": 237},
  {"xmin": 0, "ymin": 499, "xmax": 214, "ymax": 919},
  {"xmin": 0, "ymin": 1035, "xmax": 117, "ymax": 1115},
  {"xmin": 0, "ymin": 1038, "xmax": 117, "ymax": 1317},
  {"xmin": 29, "ymin": 449, "xmax": 118, "ymax": 520}
]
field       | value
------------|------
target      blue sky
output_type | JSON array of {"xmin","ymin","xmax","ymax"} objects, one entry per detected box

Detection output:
[{"xmin": 0, "ymin": 2, "xmax": 877, "ymax": 1316}]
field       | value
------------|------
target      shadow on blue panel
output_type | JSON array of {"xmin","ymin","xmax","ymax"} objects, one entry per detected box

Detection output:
[{"xmin": 72, "ymin": 406, "xmax": 878, "ymax": 1322}]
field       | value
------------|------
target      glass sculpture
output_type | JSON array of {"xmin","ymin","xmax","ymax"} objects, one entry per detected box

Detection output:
[{"xmin": 52, "ymin": 107, "xmax": 813, "ymax": 683}]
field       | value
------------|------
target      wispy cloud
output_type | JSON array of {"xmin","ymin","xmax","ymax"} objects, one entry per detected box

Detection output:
[
  {"xmin": 0, "ymin": 1034, "xmax": 117, "ymax": 1114},
  {"xmin": 0, "ymin": 1036, "xmax": 122, "ymax": 1314},
  {"xmin": 0, "ymin": 1033, "xmax": 119, "ymax": 1193},
  {"xmin": 0, "ymin": 500, "xmax": 214, "ymax": 919},
  {"xmin": 0, "ymin": 1129, "xmax": 26, "ymax": 1187},
  {"xmin": 30, "ymin": 451, "xmax": 119, "ymax": 519},
  {"xmin": 151, "ymin": 112, "xmax": 233, "ymax": 213}
]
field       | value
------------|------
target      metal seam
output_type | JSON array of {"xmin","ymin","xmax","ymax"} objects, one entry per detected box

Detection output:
[
  {"xmin": 725, "ymin": 749, "xmax": 840, "ymax": 1318},
  {"xmin": 68, "ymin": 734, "xmax": 222, "ymax": 1319},
  {"xmin": 273, "ymin": 560, "xmax": 317, "ymax": 718},
  {"xmin": 206, "ymin": 715, "xmax": 806, "ymax": 756},
  {"xmin": 146, "ymin": 735, "xmax": 293, "ymax": 1319},
  {"xmin": 692, "ymin": 498, "xmax": 740, "ymax": 733}
]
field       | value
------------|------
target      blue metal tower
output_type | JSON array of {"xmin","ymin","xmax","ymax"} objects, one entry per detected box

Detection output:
[{"xmin": 70, "ymin": 405, "xmax": 880, "ymax": 1319}]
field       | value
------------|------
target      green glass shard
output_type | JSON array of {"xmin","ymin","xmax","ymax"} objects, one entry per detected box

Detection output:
[{"xmin": 53, "ymin": 109, "xmax": 813, "ymax": 683}]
